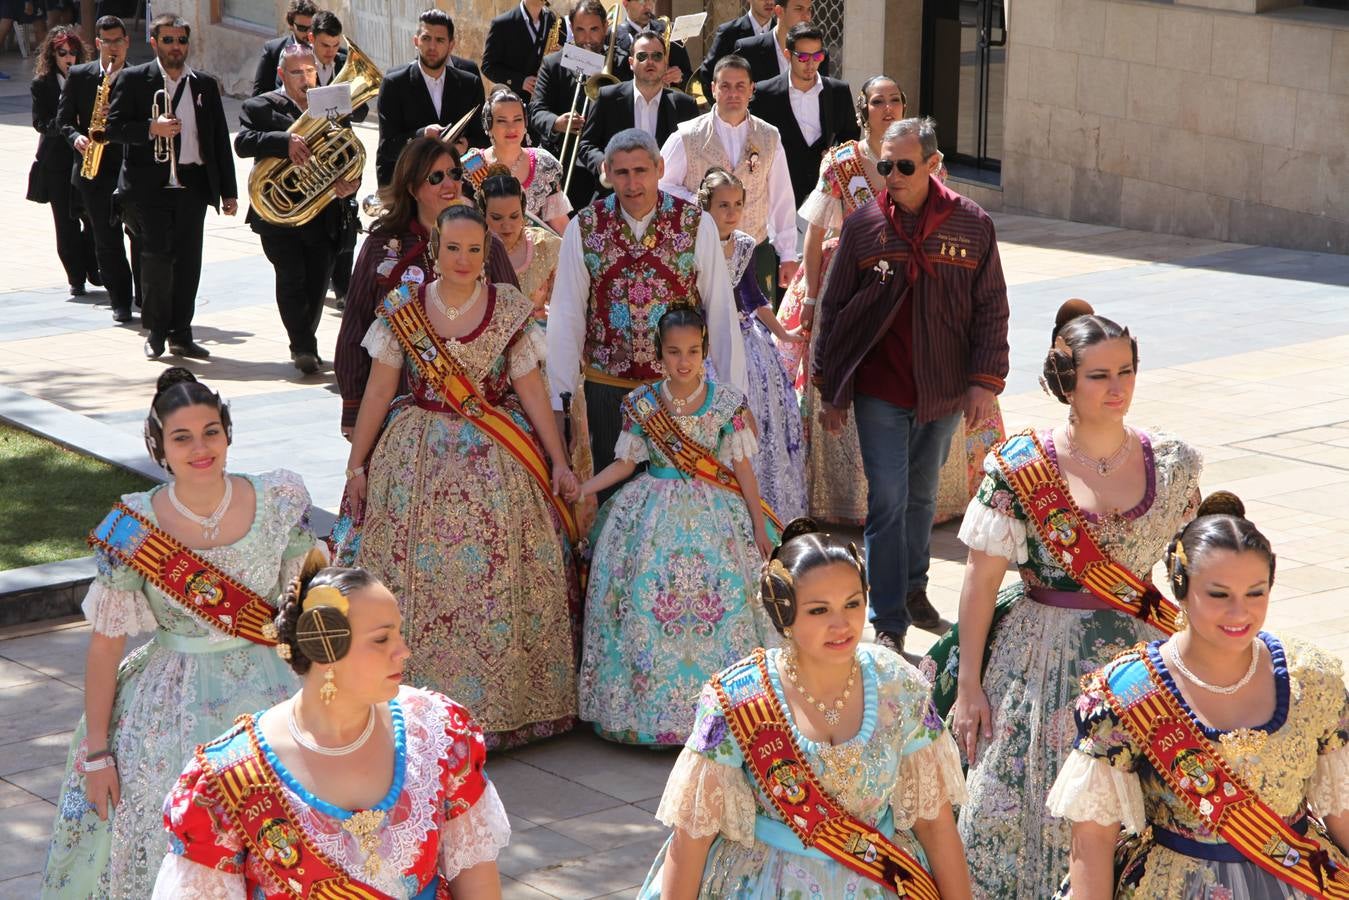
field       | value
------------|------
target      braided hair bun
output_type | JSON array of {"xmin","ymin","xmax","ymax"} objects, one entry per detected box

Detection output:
[
  {"xmin": 1194, "ymin": 490, "xmax": 1245, "ymax": 519},
  {"xmin": 274, "ymin": 551, "xmax": 379, "ymax": 675}
]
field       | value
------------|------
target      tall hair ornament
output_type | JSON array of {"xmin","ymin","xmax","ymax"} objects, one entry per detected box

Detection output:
[{"xmin": 302, "ymin": 585, "xmax": 350, "ymax": 616}]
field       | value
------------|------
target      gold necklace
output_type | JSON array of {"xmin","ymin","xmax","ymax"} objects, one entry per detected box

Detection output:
[
  {"xmin": 430, "ymin": 280, "xmax": 482, "ymax": 322},
  {"xmin": 783, "ymin": 649, "xmax": 858, "ymax": 726}
]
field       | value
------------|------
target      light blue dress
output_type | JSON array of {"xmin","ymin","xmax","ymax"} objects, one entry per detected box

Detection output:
[
  {"xmin": 577, "ymin": 381, "xmax": 777, "ymax": 746},
  {"xmin": 41, "ymin": 470, "xmax": 314, "ymax": 899},
  {"xmin": 638, "ymin": 645, "xmax": 966, "ymax": 898}
]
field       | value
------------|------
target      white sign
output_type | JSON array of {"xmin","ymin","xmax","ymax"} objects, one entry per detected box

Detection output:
[
  {"xmin": 669, "ymin": 13, "xmax": 708, "ymax": 45},
  {"xmin": 307, "ymin": 83, "xmax": 353, "ymax": 121},
  {"xmin": 560, "ymin": 43, "xmax": 605, "ymax": 77}
]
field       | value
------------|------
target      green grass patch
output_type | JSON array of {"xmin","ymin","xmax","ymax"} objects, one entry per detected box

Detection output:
[{"xmin": 0, "ymin": 423, "xmax": 156, "ymax": 572}]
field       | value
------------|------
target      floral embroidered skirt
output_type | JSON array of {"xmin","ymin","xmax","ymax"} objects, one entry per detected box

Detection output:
[
  {"xmin": 356, "ymin": 405, "xmax": 579, "ymax": 751},
  {"xmin": 740, "ymin": 315, "xmax": 807, "ymax": 524}
]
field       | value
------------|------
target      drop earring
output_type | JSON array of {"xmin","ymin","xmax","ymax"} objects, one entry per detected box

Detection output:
[
  {"xmin": 320, "ymin": 667, "xmax": 337, "ymax": 705},
  {"xmin": 783, "ymin": 627, "xmax": 794, "ymax": 641}
]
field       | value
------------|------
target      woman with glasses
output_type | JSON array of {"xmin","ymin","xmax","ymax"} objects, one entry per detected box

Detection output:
[
  {"xmin": 30, "ymin": 25, "xmax": 99, "ymax": 298},
  {"xmin": 776, "ymin": 76, "xmax": 1005, "ymax": 540},
  {"xmin": 462, "ymin": 87, "xmax": 571, "ymax": 235}
]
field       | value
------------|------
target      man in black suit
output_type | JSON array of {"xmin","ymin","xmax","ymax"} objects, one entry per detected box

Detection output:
[
  {"xmin": 482, "ymin": 0, "xmax": 561, "ymax": 102},
  {"xmin": 106, "ymin": 13, "xmax": 237, "ymax": 360},
  {"xmin": 695, "ymin": 0, "xmax": 775, "ymax": 96},
  {"xmin": 250, "ymin": 0, "xmax": 316, "ymax": 97},
  {"xmin": 60, "ymin": 14, "xmax": 135, "ymax": 322},
  {"xmin": 528, "ymin": 0, "xmax": 607, "ymax": 209},
  {"xmin": 236, "ymin": 44, "xmax": 359, "ymax": 376},
  {"xmin": 613, "ymin": 0, "xmax": 692, "ymax": 87},
  {"xmin": 734, "ymin": 0, "xmax": 830, "ymax": 84},
  {"xmin": 578, "ymin": 29, "xmax": 698, "ymax": 195},
  {"xmin": 375, "ymin": 9, "xmax": 486, "ymax": 186},
  {"xmin": 749, "ymin": 23, "xmax": 856, "ymax": 208}
]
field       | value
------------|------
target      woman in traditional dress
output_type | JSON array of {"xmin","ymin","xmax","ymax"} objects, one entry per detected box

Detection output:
[
  {"xmin": 461, "ymin": 87, "xmax": 571, "ymax": 234},
  {"xmin": 1048, "ymin": 492, "xmax": 1349, "ymax": 899},
  {"xmin": 932, "ymin": 300, "xmax": 1203, "ymax": 899},
  {"xmin": 42, "ymin": 368, "xmax": 317, "ymax": 899},
  {"xmin": 344, "ymin": 203, "xmax": 580, "ymax": 751},
  {"xmin": 698, "ymin": 166, "xmax": 808, "ymax": 524},
  {"xmin": 577, "ymin": 306, "xmax": 777, "ymax": 746},
  {"xmin": 778, "ymin": 76, "xmax": 1005, "ymax": 538},
  {"xmin": 151, "ymin": 558, "xmax": 510, "ymax": 898},
  {"xmin": 640, "ymin": 518, "xmax": 972, "ymax": 898}
]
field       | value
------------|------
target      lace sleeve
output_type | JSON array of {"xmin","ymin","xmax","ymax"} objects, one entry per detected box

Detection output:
[
  {"xmin": 439, "ymin": 781, "xmax": 512, "ymax": 881},
  {"xmin": 614, "ymin": 430, "xmax": 649, "ymax": 464},
  {"xmin": 654, "ymin": 748, "xmax": 756, "ymax": 844},
  {"xmin": 150, "ymin": 854, "xmax": 246, "ymax": 900},
  {"xmin": 891, "ymin": 732, "xmax": 968, "ymax": 828},
  {"xmin": 82, "ymin": 578, "xmax": 157, "ymax": 638},
  {"xmin": 541, "ymin": 189, "xmax": 571, "ymax": 220},
  {"xmin": 957, "ymin": 500, "xmax": 1029, "ymax": 563},
  {"xmin": 1046, "ymin": 750, "xmax": 1146, "ymax": 835},
  {"xmin": 716, "ymin": 405, "xmax": 760, "ymax": 465},
  {"xmin": 798, "ymin": 155, "xmax": 843, "ymax": 231},
  {"xmin": 508, "ymin": 320, "xmax": 548, "ymax": 379},
  {"xmin": 361, "ymin": 318, "xmax": 404, "ymax": 368}
]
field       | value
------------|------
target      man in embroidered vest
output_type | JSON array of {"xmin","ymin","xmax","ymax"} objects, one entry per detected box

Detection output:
[
  {"xmin": 658, "ymin": 54, "xmax": 799, "ymax": 300},
  {"xmin": 548, "ymin": 127, "xmax": 747, "ymax": 497},
  {"xmin": 814, "ymin": 117, "xmax": 1009, "ymax": 661}
]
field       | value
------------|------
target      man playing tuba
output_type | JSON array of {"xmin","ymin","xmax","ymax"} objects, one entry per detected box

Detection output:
[{"xmin": 235, "ymin": 42, "xmax": 359, "ymax": 376}]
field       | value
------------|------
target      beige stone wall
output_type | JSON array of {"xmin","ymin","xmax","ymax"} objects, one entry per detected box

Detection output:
[{"xmin": 1002, "ymin": 0, "xmax": 1349, "ymax": 252}]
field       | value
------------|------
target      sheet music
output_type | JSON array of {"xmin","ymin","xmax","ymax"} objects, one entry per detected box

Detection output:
[
  {"xmin": 559, "ymin": 43, "xmax": 606, "ymax": 77},
  {"xmin": 669, "ymin": 13, "xmax": 708, "ymax": 44}
]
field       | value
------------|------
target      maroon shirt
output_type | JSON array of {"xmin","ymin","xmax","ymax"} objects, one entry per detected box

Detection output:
[{"xmin": 853, "ymin": 191, "xmax": 919, "ymax": 409}]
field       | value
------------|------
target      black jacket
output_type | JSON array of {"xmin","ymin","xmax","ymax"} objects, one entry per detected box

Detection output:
[
  {"xmin": 314, "ymin": 49, "xmax": 370, "ymax": 124},
  {"xmin": 57, "ymin": 62, "xmax": 125, "ymax": 187},
  {"xmin": 105, "ymin": 61, "xmax": 237, "ymax": 206},
  {"xmin": 527, "ymin": 49, "xmax": 581, "ymax": 155},
  {"xmin": 733, "ymin": 30, "xmax": 831, "ymax": 85},
  {"xmin": 749, "ymin": 72, "xmax": 857, "ymax": 206},
  {"xmin": 235, "ymin": 89, "xmax": 341, "ymax": 236},
  {"xmin": 375, "ymin": 61, "xmax": 486, "ymax": 186},
  {"xmin": 578, "ymin": 80, "xmax": 698, "ymax": 180},
  {"xmin": 32, "ymin": 72, "xmax": 75, "ymax": 182},
  {"xmin": 252, "ymin": 34, "xmax": 296, "ymax": 97},
  {"xmin": 481, "ymin": 3, "xmax": 559, "ymax": 99},
  {"xmin": 696, "ymin": 13, "xmax": 771, "ymax": 96},
  {"xmin": 613, "ymin": 18, "xmax": 693, "ymax": 86}
]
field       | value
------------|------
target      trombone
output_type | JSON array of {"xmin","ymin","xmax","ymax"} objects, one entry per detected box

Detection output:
[
  {"xmin": 651, "ymin": 14, "xmax": 707, "ymax": 105},
  {"xmin": 560, "ymin": 0, "xmax": 623, "ymax": 196},
  {"xmin": 152, "ymin": 79, "xmax": 186, "ymax": 190}
]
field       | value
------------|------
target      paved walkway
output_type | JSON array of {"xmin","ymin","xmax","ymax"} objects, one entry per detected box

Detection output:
[{"xmin": 4, "ymin": 49, "xmax": 1349, "ymax": 900}]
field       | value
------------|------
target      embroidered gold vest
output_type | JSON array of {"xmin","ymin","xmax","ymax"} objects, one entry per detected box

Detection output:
[{"xmin": 677, "ymin": 111, "xmax": 780, "ymax": 245}]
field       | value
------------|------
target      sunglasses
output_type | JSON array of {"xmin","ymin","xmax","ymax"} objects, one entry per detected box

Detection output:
[
  {"xmin": 156, "ymin": 35, "xmax": 189, "ymax": 45},
  {"xmin": 791, "ymin": 50, "xmax": 826, "ymax": 63},
  {"xmin": 634, "ymin": 50, "xmax": 664, "ymax": 62},
  {"xmin": 293, "ymin": 23, "xmax": 312, "ymax": 33},
  {"xmin": 426, "ymin": 167, "xmax": 464, "ymax": 185},
  {"xmin": 876, "ymin": 158, "xmax": 919, "ymax": 177}
]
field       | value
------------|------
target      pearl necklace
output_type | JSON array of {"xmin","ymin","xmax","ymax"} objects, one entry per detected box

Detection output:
[
  {"xmin": 661, "ymin": 377, "xmax": 705, "ymax": 416},
  {"xmin": 288, "ymin": 703, "xmax": 377, "ymax": 756},
  {"xmin": 430, "ymin": 279, "xmax": 482, "ymax": 322},
  {"xmin": 167, "ymin": 477, "xmax": 232, "ymax": 542},
  {"xmin": 1167, "ymin": 640, "xmax": 1263, "ymax": 695},
  {"xmin": 783, "ymin": 649, "xmax": 858, "ymax": 726},
  {"xmin": 1067, "ymin": 426, "xmax": 1132, "ymax": 477}
]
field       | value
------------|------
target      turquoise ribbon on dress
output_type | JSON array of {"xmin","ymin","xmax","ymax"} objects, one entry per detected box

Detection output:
[
  {"xmin": 646, "ymin": 466, "xmax": 686, "ymax": 479},
  {"xmin": 753, "ymin": 808, "xmax": 896, "ymax": 861},
  {"xmin": 153, "ymin": 629, "xmax": 252, "ymax": 654}
]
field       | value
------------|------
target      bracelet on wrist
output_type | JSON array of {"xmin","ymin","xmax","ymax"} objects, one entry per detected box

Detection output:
[
  {"xmin": 345, "ymin": 466, "xmax": 365, "ymax": 480},
  {"xmin": 86, "ymin": 748, "xmax": 113, "ymax": 762},
  {"xmin": 84, "ymin": 756, "xmax": 116, "ymax": 772},
  {"xmin": 802, "ymin": 296, "xmax": 817, "ymax": 307}
]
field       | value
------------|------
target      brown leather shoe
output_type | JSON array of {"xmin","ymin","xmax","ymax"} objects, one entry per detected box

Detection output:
[{"xmin": 907, "ymin": 589, "xmax": 949, "ymax": 634}]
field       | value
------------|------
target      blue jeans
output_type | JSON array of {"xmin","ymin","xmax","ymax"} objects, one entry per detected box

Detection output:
[{"xmin": 853, "ymin": 394, "xmax": 961, "ymax": 636}]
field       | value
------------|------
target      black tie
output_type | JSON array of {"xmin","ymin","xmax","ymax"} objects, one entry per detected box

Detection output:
[{"xmin": 170, "ymin": 75, "xmax": 188, "ymax": 158}]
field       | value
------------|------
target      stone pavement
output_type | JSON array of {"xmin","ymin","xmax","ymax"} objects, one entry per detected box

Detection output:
[{"xmin": 4, "ymin": 48, "xmax": 1349, "ymax": 900}]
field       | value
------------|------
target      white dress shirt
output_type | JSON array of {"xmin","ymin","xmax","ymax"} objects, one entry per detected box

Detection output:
[
  {"xmin": 545, "ymin": 201, "xmax": 747, "ymax": 409},
  {"xmin": 317, "ymin": 59, "xmax": 336, "ymax": 85},
  {"xmin": 421, "ymin": 65, "xmax": 445, "ymax": 118},
  {"xmin": 158, "ymin": 62, "xmax": 202, "ymax": 166},
  {"xmin": 750, "ymin": 14, "xmax": 773, "ymax": 35},
  {"xmin": 773, "ymin": 29, "xmax": 790, "ymax": 77},
  {"xmin": 633, "ymin": 86, "xmax": 662, "ymax": 138},
  {"xmin": 657, "ymin": 112, "xmax": 800, "ymax": 262},
  {"xmin": 788, "ymin": 75, "xmax": 824, "ymax": 146}
]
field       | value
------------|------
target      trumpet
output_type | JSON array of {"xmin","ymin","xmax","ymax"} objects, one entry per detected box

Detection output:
[
  {"xmin": 561, "ymin": 0, "xmax": 624, "ymax": 197},
  {"xmin": 152, "ymin": 82, "xmax": 185, "ymax": 190}
]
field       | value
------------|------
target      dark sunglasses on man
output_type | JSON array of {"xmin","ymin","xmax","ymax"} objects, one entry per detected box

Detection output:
[
  {"xmin": 634, "ymin": 50, "xmax": 664, "ymax": 63},
  {"xmin": 790, "ymin": 50, "xmax": 826, "ymax": 63},
  {"xmin": 157, "ymin": 35, "xmax": 189, "ymax": 45},
  {"xmin": 294, "ymin": 23, "xmax": 312, "ymax": 33},
  {"xmin": 875, "ymin": 158, "xmax": 919, "ymax": 177},
  {"xmin": 426, "ymin": 167, "xmax": 465, "ymax": 185}
]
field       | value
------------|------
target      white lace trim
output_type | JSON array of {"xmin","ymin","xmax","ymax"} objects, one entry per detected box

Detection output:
[
  {"xmin": 654, "ymin": 749, "xmax": 756, "ymax": 844},
  {"xmin": 362, "ymin": 318, "xmax": 404, "ymax": 368},
  {"xmin": 541, "ymin": 190, "xmax": 571, "ymax": 221},
  {"xmin": 957, "ymin": 499, "xmax": 1029, "ymax": 564},
  {"xmin": 615, "ymin": 430, "xmax": 649, "ymax": 465},
  {"xmin": 439, "ymin": 781, "xmax": 511, "ymax": 881},
  {"xmin": 150, "ymin": 853, "xmax": 246, "ymax": 900},
  {"xmin": 1309, "ymin": 743, "xmax": 1349, "ymax": 818},
  {"xmin": 717, "ymin": 426, "xmax": 759, "ymax": 465},
  {"xmin": 508, "ymin": 323, "xmax": 548, "ymax": 380},
  {"xmin": 891, "ymin": 732, "xmax": 968, "ymax": 828},
  {"xmin": 1046, "ymin": 750, "xmax": 1146, "ymax": 835},
  {"xmin": 798, "ymin": 185, "xmax": 843, "ymax": 232},
  {"xmin": 82, "ymin": 581, "xmax": 158, "ymax": 638}
]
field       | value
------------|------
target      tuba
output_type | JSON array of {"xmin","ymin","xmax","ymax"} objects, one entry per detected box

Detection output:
[
  {"xmin": 247, "ymin": 39, "xmax": 382, "ymax": 227},
  {"xmin": 80, "ymin": 71, "xmax": 112, "ymax": 180}
]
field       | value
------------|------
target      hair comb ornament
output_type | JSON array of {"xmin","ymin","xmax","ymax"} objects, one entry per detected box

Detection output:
[
  {"xmin": 302, "ymin": 585, "xmax": 349, "ymax": 616},
  {"xmin": 762, "ymin": 559, "xmax": 795, "ymax": 623},
  {"xmin": 295, "ymin": 586, "xmax": 353, "ymax": 664}
]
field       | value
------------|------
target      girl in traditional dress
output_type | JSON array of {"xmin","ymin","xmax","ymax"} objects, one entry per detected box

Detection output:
[
  {"xmin": 698, "ymin": 166, "xmax": 808, "ymax": 524},
  {"xmin": 577, "ymin": 306, "xmax": 777, "ymax": 746},
  {"xmin": 932, "ymin": 300, "xmax": 1202, "ymax": 898},
  {"xmin": 461, "ymin": 87, "xmax": 571, "ymax": 234},
  {"xmin": 151, "ymin": 558, "xmax": 510, "ymax": 898},
  {"xmin": 1049, "ymin": 492, "xmax": 1349, "ymax": 899},
  {"xmin": 344, "ymin": 203, "xmax": 580, "ymax": 750},
  {"xmin": 777, "ymin": 76, "xmax": 1005, "ymax": 545},
  {"xmin": 640, "ymin": 518, "xmax": 973, "ymax": 898},
  {"xmin": 42, "ymin": 368, "xmax": 317, "ymax": 899}
]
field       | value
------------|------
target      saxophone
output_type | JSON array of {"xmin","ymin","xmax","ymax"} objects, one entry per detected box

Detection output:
[{"xmin": 80, "ymin": 71, "xmax": 111, "ymax": 180}]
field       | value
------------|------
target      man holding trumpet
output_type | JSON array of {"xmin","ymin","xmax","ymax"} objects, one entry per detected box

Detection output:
[{"xmin": 106, "ymin": 12, "xmax": 236, "ymax": 360}]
